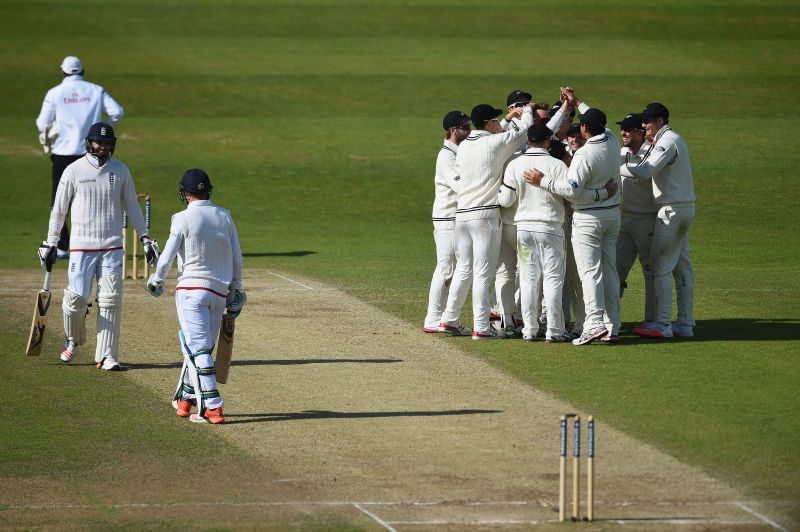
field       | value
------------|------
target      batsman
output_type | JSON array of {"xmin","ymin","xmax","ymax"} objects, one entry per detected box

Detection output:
[
  {"xmin": 147, "ymin": 169, "xmax": 245, "ymax": 425},
  {"xmin": 39, "ymin": 122, "xmax": 160, "ymax": 370}
]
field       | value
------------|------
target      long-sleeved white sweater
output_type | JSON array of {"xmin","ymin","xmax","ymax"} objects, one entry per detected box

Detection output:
[
  {"xmin": 625, "ymin": 125, "xmax": 695, "ymax": 205},
  {"xmin": 499, "ymin": 147, "xmax": 567, "ymax": 229},
  {"xmin": 454, "ymin": 108, "xmax": 534, "ymax": 221},
  {"xmin": 47, "ymin": 155, "xmax": 146, "ymax": 250},
  {"xmin": 620, "ymin": 140, "xmax": 658, "ymax": 215},
  {"xmin": 432, "ymin": 140, "xmax": 459, "ymax": 229},
  {"xmin": 153, "ymin": 200, "xmax": 243, "ymax": 296}
]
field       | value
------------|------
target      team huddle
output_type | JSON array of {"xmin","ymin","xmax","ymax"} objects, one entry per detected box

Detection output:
[
  {"xmin": 423, "ymin": 87, "xmax": 695, "ymax": 344},
  {"xmin": 34, "ymin": 56, "xmax": 244, "ymax": 424}
]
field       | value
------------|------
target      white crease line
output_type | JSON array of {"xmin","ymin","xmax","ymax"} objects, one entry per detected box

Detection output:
[
  {"xmin": 353, "ymin": 503, "xmax": 397, "ymax": 532},
  {"xmin": 734, "ymin": 502, "xmax": 790, "ymax": 532},
  {"xmin": 267, "ymin": 272, "xmax": 315, "ymax": 290}
]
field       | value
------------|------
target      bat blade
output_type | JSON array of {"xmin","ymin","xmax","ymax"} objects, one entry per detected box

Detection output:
[
  {"xmin": 215, "ymin": 312, "xmax": 235, "ymax": 384},
  {"xmin": 25, "ymin": 288, "xmax": 52, "ymax": 356}
]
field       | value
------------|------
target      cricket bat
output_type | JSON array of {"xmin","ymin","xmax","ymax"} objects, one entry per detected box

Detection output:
[
  {"xmin": 25, "ymin": 264, "xmax": 53, "ymax": 356},
  {"xmin": 215, "ymin": 311, "xmax": 235, "ymax": 384}
]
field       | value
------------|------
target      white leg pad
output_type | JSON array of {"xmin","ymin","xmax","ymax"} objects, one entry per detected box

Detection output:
[
  {"xmin": 179, "ymin": 331, "xmax": 222, "ymax": 413},
  {"xmin": 96, "ymin": 275, "xmax": 123, "ymax": 362},
  {"xmin": 62, "ymin": 289, "xmax": 88, "ymax": 345}
]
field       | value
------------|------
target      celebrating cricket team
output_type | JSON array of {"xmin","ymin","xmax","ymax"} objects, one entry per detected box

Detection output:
[
  {"xmin": 34, "ymin": 56, "xmax": 245, "ymax": 424},
  {"xmin": 424, "ymin": 87, "xmax": 695, "ymax": 345}
]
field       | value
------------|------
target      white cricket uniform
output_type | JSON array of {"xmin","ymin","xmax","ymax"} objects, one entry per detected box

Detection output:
[
  {"xmin": 424, "ymin": 140, "xmax": 460, "ymax": 329},
  {"xmin": 499, "ymin": 147, "xmax": 568, "ymax": 339},
  {"xmin": 495, "ymin": 150, "xmax": 522, "ymax": 328},
  {"xmin": 152, "ymin": 200, "xmax": 243, "ymax": 410},
  {"xmin": 625, "ymin": 124, "xmax": 695, "ymax": 327},
  {"xmin": 47, "ymin": 155, "xmax": 147, "ymax": 361},
  {"xmin": 618, "ymin": 140, "xmax": 658, "ymax": 322},
  {"xmin": 540, "ymin": 128, "xmax": 621, "ymax": 335},
  {"xmin": 36, "ymin": 75, "xmax": 124, "ymax": 156},
  {"xmin": 441, "ymin": 108, "xmax": 534, "ymax": 334}
]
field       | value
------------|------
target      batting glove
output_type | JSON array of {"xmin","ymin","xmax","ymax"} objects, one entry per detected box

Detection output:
[
  {"xmin": 226, "ymin": 289, "xmax": 247, "ymax": 319},
  {"xmin": 146, "ymin": 274, "xmax": 164, "ymax": 298},
  {"xmin": 38, "ymin": 241, "xmax": 57, "ymax": 269},
  {"xmin": 141, "ymin": 236, "xmax": 161, "ymax": 267}
]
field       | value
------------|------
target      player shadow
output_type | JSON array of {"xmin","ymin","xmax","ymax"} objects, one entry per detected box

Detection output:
[
  {"xmin": 125, "ymin": 358, "xmax": 403, "ymax": 370},
  {"xmin": 223, "ymin": 408, "xmax": 503, "ymax": 425},
  {"xmin": 618, "ymin": 318, "xmax": 800, "ymax": 343},
  {"xmin": 241, "ymin": 251, "xmax": 317, "ymax": 257}
]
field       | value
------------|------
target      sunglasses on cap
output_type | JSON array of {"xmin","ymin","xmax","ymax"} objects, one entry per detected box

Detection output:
[{"xmin": 509, "ymin": 101, "xmax": 529, "ymax": 109}]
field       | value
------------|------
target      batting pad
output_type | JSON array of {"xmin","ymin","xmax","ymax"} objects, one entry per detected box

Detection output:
[
  {"xmin": 62, "ymin": 289, "xmax": 88, "ymax": 345},
  {"xmin": 96, "ymin": 275, "xmax": 122, "ymax": 361}
]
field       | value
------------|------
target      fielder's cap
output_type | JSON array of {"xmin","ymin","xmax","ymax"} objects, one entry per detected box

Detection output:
[
  {"xmin": 616, "ymin": 113, "xmax": 644, "ymax": 131},
  {"xmin": 527, "ymin": 122, "xmax": 553, "ymax": 142},
  {"xmin": 548, "ymin": 138, "xmax": 568, "ymax": 161},
  {"xmin": 579, "ymin": 108, "xmax": 607, "ymax": 130},
  {"xmin": 443, "ymin": 110, "xmax": 470, "ymax": 130},
  {"xmin": 506, "ymin": 89, "xmax": 532, "ymax": 106},
  {"xmin": 471, "ymin": 104, "xmax": 503, "ymax": 128},
  {"xmin": 641, "ymin": 102, "xmax": 669, "ymax": 122},
  {"xmin": 181, "ymin": 168, "xmax": 213, "ymax": 196},
  {"xmin": 567, "ymin": 124, "xmax": 582, "ymax": 137},
  {"xmin": 60, "ymin": 56, "xmax": 83, "ymax": 75}
]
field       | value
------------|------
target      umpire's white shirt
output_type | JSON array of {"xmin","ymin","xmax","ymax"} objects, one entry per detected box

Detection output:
[
  {"xmin": 35, "ymin": 75, "xmax": 124, "ymax": 156},
  {"xmin": 432, "ymin": 140, "xmax": 459, "ymax": 229},
  {"xmin": 625, "ymin": 125, "xmax": 695, "ymax": 205},
  {"xmin": 154, "ymin": 200, "xmax": 243, "ymax": 296},
  {"xmin": 47, "ymin": 155, "xmax": 146, "ymax": 250},
  {"xmin": 454, "ymin": 108, "xmax": 534, "ymax": 221}
]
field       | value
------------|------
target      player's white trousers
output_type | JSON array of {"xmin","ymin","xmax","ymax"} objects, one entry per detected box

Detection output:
[
  {"xmin": 651, "ymin": 204, "xmax": 695, "ymax": 326},
  {"xmin": 424, "ymin": 226, "xmax": 455, "ymax": 329},
  {"xmin": 562, "ymin": 215, "xmax": 585, "ymax": 332},
  {"xmin": 66, "ymin": 248, "xmax": 124, "ymax": 361},
  {"xmin": 617, "ymin": 213, "xmax": 656, "ymax": 323},
  {"xmin": 175, "ymin": 289, "xmax": 226, "ymax": 409},
  {"xmin": 495, "ymin": 222, "xmax": 520, "ymax": 325},
  {"xmin": 518, "ymin": 226, "xmax": 565, "ymax": 339},
  {"xmin": 571, "ymin": 209, "xmax": 621, "ymax": 334},
  {"xmin": 441, "ymin": 215, "xmax": 502, "ymax": 334}
]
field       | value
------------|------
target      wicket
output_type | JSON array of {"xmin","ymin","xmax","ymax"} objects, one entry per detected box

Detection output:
[
  {"xmin": 559, "ymin": 414, "xmax": 595, "ymax": 522},
  {"xmin": 122, "ymin": 193, "xmax": 151, "ymax": 279}
]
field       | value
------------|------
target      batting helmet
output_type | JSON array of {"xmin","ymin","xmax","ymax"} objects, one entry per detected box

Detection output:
[
  {"xmin": 85, "ymin": 122, "xmax": 116, "ymax": 157},
  {"xmin": 179, "ymin": 168, "xmax": 213, "ymax": 204}
]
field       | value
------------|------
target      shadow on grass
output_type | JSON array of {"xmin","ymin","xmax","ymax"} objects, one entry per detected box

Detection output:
[
  {"xmin": 125, "ymin": 358, "xmax": 402, "ymax": 370},
  {"xmin": 223, "ymin": 408, "xmax": 502, "ymax": 425},
  {"xmin": 241, "ymin": 251, "xmax": 316, "ymax": 257},
  {"xmin": 619, "ymin": 318, "xmax": 800, "ymax": 343}
]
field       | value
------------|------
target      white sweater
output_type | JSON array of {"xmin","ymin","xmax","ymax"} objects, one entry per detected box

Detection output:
[
  {"xmin": 432, "ymin": 140, "xmax": 459, "ymax": 229},
  {"xmin": 625, "ymin": 125, "xmax": 696, "ymax": 205},
  {"xmin": 454, "ymin": 108, "xmax": 534, "ymax": 221},
  {"xmin": 47, "ymin": 156, "xmax": 146, "ymax": 250},
  {"xmin": 620, "ymin": 140, "xmax": 658, "ymax": 215},
  {"xmin": 154, "ymin": 200, "xmax": 243, "ymax": 296},
  {"xmin": 499, "ymin": 147, "xmax": 566, "ymax": 229},
  {"xmin": 35, "ymin": 75, "xmax": 124, "ymax": 156}
]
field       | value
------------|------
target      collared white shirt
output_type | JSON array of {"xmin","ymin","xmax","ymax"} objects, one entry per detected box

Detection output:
[
  {"xmin": 625, "ymin": 125, "xmax": 696, "ymax": 205},
  {"xmin": 35, "ymin": 75, "xmax": 124, "ymax": 156},
  {"xmin": 432, "ymin": 140, "xmax": 459, "ymax": 229},
  {"xmin": 499, "ymin": 147, "xmax": 567, "ymax": 228},
  {"xmin": 620, "ymin": 140, "xmax": 658, "ymax": 215}
]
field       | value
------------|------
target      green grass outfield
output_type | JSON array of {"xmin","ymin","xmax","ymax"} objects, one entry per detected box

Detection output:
[{"xmin": 2, "ymin": 0, "xmax": 799, "ymax": 523}]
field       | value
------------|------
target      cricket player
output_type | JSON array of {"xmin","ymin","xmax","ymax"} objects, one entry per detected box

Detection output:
[
  {"xmin": 526, "ymin": 94, "xmax": 621, "ymax": 345},
  {"xmin": 616, "ymin": 113, "xmax": 657, "ymax": 324},
  {"xmin": 146, "ymin": 169, "xmax": 245, "ymax": 424},
  {"xmin": 36, "ymin": 56, "xmax": 124, "ymax": 257},
  {"xmin": 38, "ymin": 122, "xmax": 159, "ymax": 370},
  {"xmin": 423, "ymin": 111, "xmax": 471, "ymax": 333},
  {"xmin": 626, "ymin": 103, "xmax": 696, "ymax": 338},
  {"xmin": 439, "ymin": 102, "xmax": 534, "ymax": 340}
]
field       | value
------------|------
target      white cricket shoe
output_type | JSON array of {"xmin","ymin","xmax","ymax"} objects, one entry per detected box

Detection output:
[
  {"xmin": 672, "ymin": 322, "xmax": 695, "ymax": 337},
  {"xmin": 439, "ymin": 321, "xmax": 472, "ymax": 336},
  {"xmin": 632, "ymin": 322, "xmax": 674, "ymax": 338},
  {"xmin": 60, "ymin": 340, "xmax": 77, "ymax": 363},
  {"xmin": 96, "ymin": 356, "xmax": 121, "ymax": 371},
  {"xmin": 572, "ymin": 326, "xmax": 609, "ymax": 346},
  {"xmin": 472, "ymin": 328, "xmax": 503, "ymax": 341}
]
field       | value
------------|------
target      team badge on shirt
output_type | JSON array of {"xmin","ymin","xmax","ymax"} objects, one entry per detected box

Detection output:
[
  {"xmin": 109, "ymin": 173, "xmax": 115, "ymax": 187},
  {"xmin": 569, "ymin": 179, "xmax": 579, "ymax": 189},
  {"xmin": 656, "ymin": 146, "xmax": 666, "ymax": 152}
]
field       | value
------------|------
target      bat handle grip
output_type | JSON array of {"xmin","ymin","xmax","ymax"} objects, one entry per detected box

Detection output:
[{"xmin": 43, "ymin": 270, "xmax": 52, "ymax": 291}]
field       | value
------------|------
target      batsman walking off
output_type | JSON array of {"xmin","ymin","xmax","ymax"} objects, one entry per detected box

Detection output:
[
  {"xmin": 39, "ymin": 122, "xmax": 159, "ymax": 370},
  {"xmin": 147, "ymin": 169, "xmax": 245, "ymax": 425}
]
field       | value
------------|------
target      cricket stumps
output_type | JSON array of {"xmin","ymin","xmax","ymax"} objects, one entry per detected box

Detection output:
[{"xmin": 559, "ymin": 414, "xmax": 595, "ymax": 522}]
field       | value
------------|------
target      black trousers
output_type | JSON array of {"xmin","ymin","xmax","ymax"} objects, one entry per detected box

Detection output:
[{"xmin": 51, "ymin": 154, "xmax": 82, "ymax": 250}]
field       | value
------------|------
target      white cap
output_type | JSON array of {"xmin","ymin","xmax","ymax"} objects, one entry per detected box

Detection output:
[{"xmin": 60, "ymin": 56, "xmax": 83, "ymax": 75}]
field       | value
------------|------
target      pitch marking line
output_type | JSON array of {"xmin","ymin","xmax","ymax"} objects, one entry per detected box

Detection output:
[
  {"xmin": 734, "ymin": 502, "xmax": 790, "ymax": 532},
  {"xmin": 353, "ymin": 503, "xmax": 397, "ymax": 531},
  {"xmin": 267, "ymin": 271, "xmax": 315, "ymax": 290}
]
